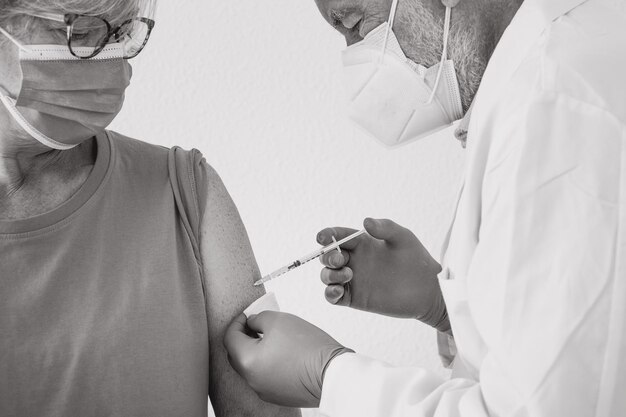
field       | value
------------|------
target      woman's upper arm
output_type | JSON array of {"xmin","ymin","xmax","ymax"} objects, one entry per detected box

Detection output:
[{"xmin": 198, "ymin": 163, "xmax": 300, "ymax": 417}]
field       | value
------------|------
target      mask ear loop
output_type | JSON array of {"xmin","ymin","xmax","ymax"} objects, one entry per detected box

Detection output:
[
  {"xmin": 426, "ymin": 6, "xmax": 452, "ymax": 105},
  {"xmin": 0, "ymin": 26, "xmax": 30, "ymax": 53},
  {"xmin": 380, "ymin": 0, "xmax": 401, "ymax": 63},
  {"xmin": 0, "ymin": 94, "xmax": 78, "ymax": 150}
]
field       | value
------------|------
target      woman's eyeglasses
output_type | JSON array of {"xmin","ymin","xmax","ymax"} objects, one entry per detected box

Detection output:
[{"xmin": 30, "ymin": 12, "xmax": 155, "ymax": 60}]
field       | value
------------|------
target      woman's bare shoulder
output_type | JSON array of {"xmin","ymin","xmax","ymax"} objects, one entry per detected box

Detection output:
[{"xmin": 197, "ymin": 163, "xmax": 299, "ymax": 416}]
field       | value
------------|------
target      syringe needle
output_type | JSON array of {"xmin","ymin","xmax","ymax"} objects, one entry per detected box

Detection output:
[{"xmin": 254, "ymin": 229, "xmax": 366, "ymax": 286}]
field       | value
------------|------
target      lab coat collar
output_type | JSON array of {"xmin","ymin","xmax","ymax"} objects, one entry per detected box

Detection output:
[
  {"xmin": 531, "ymin": 0, "xmax": 591, "ymax": 23},
  {"xmin": 453, "ymin": 0, "xmax": 588, "ymax": 148},
  {"xmin": 467, "ymin": 0, "xmax": 590, "ymax": 144}
]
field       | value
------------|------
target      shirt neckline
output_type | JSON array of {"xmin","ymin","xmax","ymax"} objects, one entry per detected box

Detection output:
[{"xmin": 0, "ymin": 132, "xmax": 112, "ymax": 236}]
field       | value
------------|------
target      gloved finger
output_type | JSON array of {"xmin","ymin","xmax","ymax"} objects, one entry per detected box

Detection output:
[
  {"xmin": 363, "ymin": 218, "xmax": 412, "ymax": 245},
  {"xmin": 246, "ymin": 310, "xmax": 279, "ymax": 335},
  {"xmin": 325, "ymin": 284, "xmax": 351, "ymax": 307},
  {"xmin": 319, "ymin": 249, "xmax": 350, "ymax": 269},
  {"xmin": 224, "ymin": 313, "xmax": 260, "ymax": 373},
  {"xmin": 316, "ymin": 227, "xmax": 360, "ymax": 248},
  {"xmin": 321, "ymin": 266, "xmax": 353, "ymax": 286}
]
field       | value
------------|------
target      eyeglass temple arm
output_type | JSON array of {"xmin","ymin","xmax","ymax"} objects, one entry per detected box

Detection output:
[{"xmin": 29, "ymin": 12, "xmax": 66, "ymax": 23}]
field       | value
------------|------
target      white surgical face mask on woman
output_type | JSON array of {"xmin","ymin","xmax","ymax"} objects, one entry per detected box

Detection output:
[
  {"xmin": 341, "ymin": 0, "xmax": 463, "ymax": 148},
  {"xmin": 0, "ymin": 26, "xmax": 132, "ymax": 150}
]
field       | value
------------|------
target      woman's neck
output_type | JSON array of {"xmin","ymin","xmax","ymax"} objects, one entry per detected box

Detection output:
[{"xmin": 0, "ymin": 134, "xmax": 96, "ymax": 220}]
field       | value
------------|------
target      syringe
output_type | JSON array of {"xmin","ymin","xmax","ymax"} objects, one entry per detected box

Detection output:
[{"xmin": 254, "ymin": 229, "xmax": 366, "ymax": 286}]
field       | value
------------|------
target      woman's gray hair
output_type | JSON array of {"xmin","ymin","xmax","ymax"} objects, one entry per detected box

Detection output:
[{"xmin": 0, "ymin": 0, "xmax": 156, "ymax": 34}]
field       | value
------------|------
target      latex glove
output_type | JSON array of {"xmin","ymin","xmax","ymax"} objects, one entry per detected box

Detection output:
[
  {"xmin": 318, "ymin": 218, "xmax": 451, "ymax": 333},
  {"xmin": 224, "ymin": 311, "xmax": 354, "ymax": 408}
]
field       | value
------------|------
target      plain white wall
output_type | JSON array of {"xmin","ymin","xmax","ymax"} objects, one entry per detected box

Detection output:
[{"xmin": 110, "ymin": 0, "xmax": 465, "ymax": 414}]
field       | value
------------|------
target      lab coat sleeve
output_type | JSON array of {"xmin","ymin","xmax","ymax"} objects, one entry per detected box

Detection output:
[
  {"xmin": 318, "ymin": 95, "xmax": 626, "ymax": 417},
  {"xmin": 319, "ymin": 353, "xmax": 483, "ymax": 417}
]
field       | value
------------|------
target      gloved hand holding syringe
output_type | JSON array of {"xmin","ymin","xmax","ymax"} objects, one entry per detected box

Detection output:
[{"xmin": 254, "ymin": 229, "xmax": 366, "ymax": 286}]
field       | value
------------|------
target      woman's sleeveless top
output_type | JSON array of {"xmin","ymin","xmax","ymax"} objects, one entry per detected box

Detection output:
[{"xmin": 0, "ymin": 131, "xmax": 212, "ymax": 416}]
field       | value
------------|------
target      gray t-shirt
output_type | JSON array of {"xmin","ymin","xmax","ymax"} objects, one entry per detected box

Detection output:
[{"xmin": 0, "ymin": 132, "xmax": 211, "ymax": 416}]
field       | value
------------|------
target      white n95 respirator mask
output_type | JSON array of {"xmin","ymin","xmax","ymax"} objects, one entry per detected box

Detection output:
[{"xmin": 342, "ymin": 0, "xmax": 463, "ymax": 148}]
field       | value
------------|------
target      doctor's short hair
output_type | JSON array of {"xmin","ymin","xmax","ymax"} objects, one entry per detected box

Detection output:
[{"xmin": 0, "ymin": 0, "xmax": 156, "ymax": 37}]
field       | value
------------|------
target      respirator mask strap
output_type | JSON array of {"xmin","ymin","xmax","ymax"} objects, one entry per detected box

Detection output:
[
  {"xmin": 427, "ymin": 6, "xmax": 452, "ymax": 105},
  {"xmin": 378, "ymin": 0, "xmax": 454, "ymax": 106},
  {"xmin": 381, "ymin": 0, "xmax": 401, "ymax": 61}
]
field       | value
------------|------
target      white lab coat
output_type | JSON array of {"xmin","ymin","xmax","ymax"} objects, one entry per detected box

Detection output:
[{"xmin": 318, "ymin": 0, "xmax": 626, "ymax": 416}]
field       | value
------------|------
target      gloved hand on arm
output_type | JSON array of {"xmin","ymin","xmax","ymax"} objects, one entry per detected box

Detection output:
[
  {"xmin": 224, "ymin": 311, "xmax": 354, "ymax": 408},
  {"xmin": 318, "ymin": 218, "xmax": 451, "ymax": 334}
]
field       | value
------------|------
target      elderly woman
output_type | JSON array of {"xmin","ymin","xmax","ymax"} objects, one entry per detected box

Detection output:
[{"xmin": 0, "ymin": 1, "xmax": 298, "ymax": 416}]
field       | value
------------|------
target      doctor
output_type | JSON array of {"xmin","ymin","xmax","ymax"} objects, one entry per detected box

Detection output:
[{"xmin": 225, "ymin": 0, "xmax": 626, "ymax": 415}]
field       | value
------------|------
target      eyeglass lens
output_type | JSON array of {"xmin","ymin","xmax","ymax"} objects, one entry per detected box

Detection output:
[
  {"xmin": 117, "ymin": 19, "xmax": 151, "ymax": 58},
  {"xmin": 68, "ymin": 16, "xmax": 109, "ymax": 57},
  {"xmin": 69, "ymin": 16, "xmax": 152, "ymax": 59}
]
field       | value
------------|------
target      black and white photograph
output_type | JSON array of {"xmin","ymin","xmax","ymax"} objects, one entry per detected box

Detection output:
[{"xmin": 1, "ymin": 0, "xmax": 625, "ymax": 416}]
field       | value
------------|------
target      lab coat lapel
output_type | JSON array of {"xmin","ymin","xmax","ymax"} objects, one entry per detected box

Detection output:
[
  {"xmin": 438, "ymin": 0, "xmax": 592, "ymax": 377},
  {"xmin": 471, "ymin": 0, "xmax": 590, "ymax": 122},
  {"xmin": 442, "ymin": 0, "xmax": 592, "ymax": 276}
]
